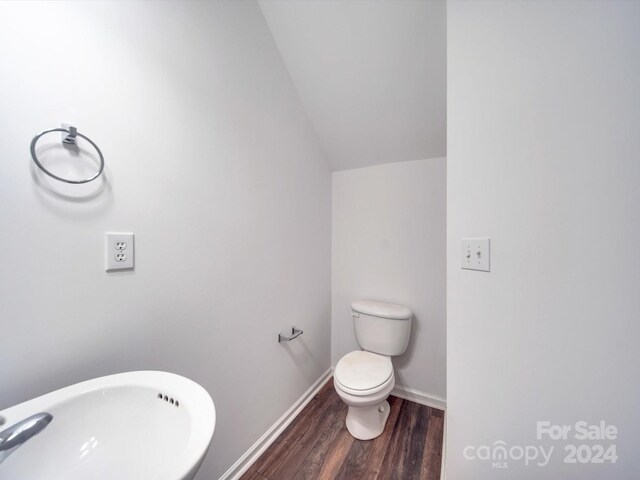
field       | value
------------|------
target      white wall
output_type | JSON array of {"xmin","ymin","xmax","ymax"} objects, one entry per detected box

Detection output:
[
  {"xmin": 332, "ymin": 158, "xmax": 446, "ymax": 399},
  {"xmin": 448, "ymin": 1, "xmax": 640, "ymax": 478},
  {"xmin": 0, "ymin": 2, "xmax": 331, "ymax": 479},
  {"xmin": 259, "ymin": 0, "xmax": 446, "ymax": 171}
]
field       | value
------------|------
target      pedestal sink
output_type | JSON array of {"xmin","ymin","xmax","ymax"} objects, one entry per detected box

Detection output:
[{"xmin": 0, "ymin": 371, "xmax": 215, "ymax": 480}]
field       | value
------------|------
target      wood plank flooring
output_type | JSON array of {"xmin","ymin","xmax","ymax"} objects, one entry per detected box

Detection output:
[{"xmin": 240, "ymin": 378, "xmax": 444, "ymax": 480}]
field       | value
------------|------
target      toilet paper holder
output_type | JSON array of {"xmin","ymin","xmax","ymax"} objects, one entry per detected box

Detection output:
[{"xmin": 278, "ymin": 326, "xmax": 303, "ymax": 343}]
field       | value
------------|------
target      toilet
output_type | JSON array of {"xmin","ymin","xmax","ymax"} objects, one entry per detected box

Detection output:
[{"xmin": 334, "ymin": 299, "xmax": 412, "ymax": 440}]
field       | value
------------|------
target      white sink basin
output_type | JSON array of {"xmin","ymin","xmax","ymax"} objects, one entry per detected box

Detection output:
[{"xmin": 0, "ymin": 371, "xmax": 215, "ymax": 480}]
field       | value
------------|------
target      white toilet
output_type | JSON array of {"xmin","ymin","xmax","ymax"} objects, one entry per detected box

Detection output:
[{"xmin": 334, "ymin": 299, "xmax": 412, "ymax": 440}]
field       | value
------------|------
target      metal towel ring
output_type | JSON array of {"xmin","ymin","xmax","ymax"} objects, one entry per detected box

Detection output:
[{"xmin": 30, "ymin": 126, "xmax": 104, "ymax": 184}]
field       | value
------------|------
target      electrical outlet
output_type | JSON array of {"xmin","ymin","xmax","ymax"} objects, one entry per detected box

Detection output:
[
  {"xmin": 106, "ymin": 233, "xmax": 134, "ymax": 271},
  {"xmin": 461, "ymin": 237, "xmax": 490, "ymax": 272}
]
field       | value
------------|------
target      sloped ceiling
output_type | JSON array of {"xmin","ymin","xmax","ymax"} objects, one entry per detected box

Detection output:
[{"xmin": 259, "ymin": 0, "xmax": 446, "ymax": 171}]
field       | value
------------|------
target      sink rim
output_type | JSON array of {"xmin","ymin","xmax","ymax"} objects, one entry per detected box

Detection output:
[{"xmin": 0, "ymin": 370, "xmax": 216, "ymax": 480}]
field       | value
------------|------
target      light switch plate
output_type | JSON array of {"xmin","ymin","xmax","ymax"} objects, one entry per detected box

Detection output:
[
  {"xmin": 461, "ymin": 237, "xmax": 490, "ymax": 272},
  {"xmin": 106, "ymin": 233, "xmax": 134, "ymax": 271}
]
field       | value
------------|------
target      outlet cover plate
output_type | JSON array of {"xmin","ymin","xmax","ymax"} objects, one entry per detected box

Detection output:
[
  {"xmin": 461, "ymin": 237, "xmax": 490, "ymax": 272},
  {"xmin": 106, "ymin": 233, "xmax": 134, "ymax": 271}
]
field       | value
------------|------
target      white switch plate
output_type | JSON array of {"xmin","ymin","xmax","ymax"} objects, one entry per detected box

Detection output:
[
  {"xmin": 461, "ymin": 237, "xmax": 490, "ymax": 272},
  {"xmin": 106, "ymin": 233, "xmax": 134, "ymax": 271}
]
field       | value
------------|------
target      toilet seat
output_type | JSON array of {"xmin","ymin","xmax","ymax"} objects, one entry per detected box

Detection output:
[{"xmin": 335, "ymin": 351, "xmax": 393, "ymax": 396}]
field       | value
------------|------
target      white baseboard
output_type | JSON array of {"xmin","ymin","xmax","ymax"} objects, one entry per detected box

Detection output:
[
  {"xmin": 218, "ymin": 368, "xmax": 333, "ymax": 480},
  {"xmin": 391, "ymin": 384, "xmax": 447, "ymax": 411}
]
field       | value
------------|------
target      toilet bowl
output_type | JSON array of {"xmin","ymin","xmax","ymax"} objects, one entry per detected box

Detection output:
[
  {"xmin": 334, "ymin": 300, "xmax": 412, "ymax": 441},
  {"xmin": 334, "ymin": 350, "xmax": 396, "ymax": 440}
]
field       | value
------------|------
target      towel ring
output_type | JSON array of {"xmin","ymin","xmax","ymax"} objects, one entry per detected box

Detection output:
[{"xmin": 30, "ymin": 126, "xmax": 105, "ymax": 184}]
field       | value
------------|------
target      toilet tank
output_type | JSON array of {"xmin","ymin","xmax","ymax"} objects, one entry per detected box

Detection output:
[{"xmin": 351, "ymin": 300, "xmax": 412, "ymax": 356}]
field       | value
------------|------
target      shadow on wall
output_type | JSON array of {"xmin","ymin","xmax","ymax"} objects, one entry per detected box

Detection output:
[
  {"xmin": 281, "ymin": 337, "xmax": 324, "ymax": 384},
  {"xmin": 29, "ymin": 142, "xmax": 113, "ymax": 218},
  {"xmin": 0, "ymin": 322, "xmax": 153, "ymax": 409},
  {"xmin": 392, "ymin": 312, "xmax": 420, "ymax": 387}
]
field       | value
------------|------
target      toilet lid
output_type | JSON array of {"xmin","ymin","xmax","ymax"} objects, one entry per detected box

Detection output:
[{"xmin": 335, "ymin": 351, "xmax": 393, "ymax": 391}]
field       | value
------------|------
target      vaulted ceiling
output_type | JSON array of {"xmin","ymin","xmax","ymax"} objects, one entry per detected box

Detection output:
[{"xmin": 258, "ymin": 0, "xmax": 446, "ymax": 171}]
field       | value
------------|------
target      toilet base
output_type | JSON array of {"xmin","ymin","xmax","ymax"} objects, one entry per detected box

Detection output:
[{"xmin": 345, "ymin": 400, "xmax": 391, "ymax": 440}]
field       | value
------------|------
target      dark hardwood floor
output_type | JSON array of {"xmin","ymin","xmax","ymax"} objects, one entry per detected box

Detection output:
[{"xmin": 240, "ymin": 378, "xmax": 444, "ymax": 480}]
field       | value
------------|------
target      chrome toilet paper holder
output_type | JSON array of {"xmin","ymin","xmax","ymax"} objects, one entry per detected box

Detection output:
[{"xmin": 278, "ymin": 326, "xmax": 303, "ymax": 343}]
